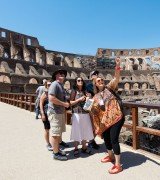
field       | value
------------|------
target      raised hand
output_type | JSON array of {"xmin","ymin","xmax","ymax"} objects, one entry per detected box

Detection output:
[
  {"xmin": 115, "ymin": 57, "xmax": 121, "ymax": 67},
  {"xmin": 79, "ymin": 96, "xmax": 86, "ymax": 102}
]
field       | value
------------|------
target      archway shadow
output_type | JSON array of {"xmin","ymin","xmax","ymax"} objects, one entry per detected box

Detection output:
[{"xmin": 121, "ymin": 151, "xmax": 160, "ymax": 170}]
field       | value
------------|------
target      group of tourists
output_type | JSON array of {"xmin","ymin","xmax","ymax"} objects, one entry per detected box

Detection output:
[{"xmin": 35, "ymin": 57, "xmax": 124, "ymax": 174}]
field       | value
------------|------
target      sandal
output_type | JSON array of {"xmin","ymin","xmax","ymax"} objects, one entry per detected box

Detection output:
[
  {"xmin": 73, "ymin": 149, "xmax": 79, "ymax": 157},
  {"xmin": 108, "ymin": 165, "xmax": 123, "ymax": 174},
  {"xmin": 81, "ymin": 148, "xmax": 92, "ymax": 155},
  {"xmin": 101, "ymin": 155, "xmax": 115, "ymax": 163}
]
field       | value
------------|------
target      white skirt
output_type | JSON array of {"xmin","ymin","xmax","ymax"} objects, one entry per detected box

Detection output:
[{"xmin": 70, "ymin": 113, "xmax": 94, "ymax": 143}]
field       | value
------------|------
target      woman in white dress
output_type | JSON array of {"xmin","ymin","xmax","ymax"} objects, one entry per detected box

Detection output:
[{"xmin": 70, "ymin": 77, "xmax": 94, "ymax": 157}]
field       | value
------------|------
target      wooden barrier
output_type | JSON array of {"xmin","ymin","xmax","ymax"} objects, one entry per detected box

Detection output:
[
  {"xmin": 66, "ymin": 101, "xmax": 160, "ymax": 151},
  {"xmin": 0, "ymin": 93, "xmax": 36, "ymax": 112},
  {"xmin": 123, "ymin": 101, "xmax": 160, "ymax": 150},
  {"xmin": 0, "ymin": 92, "xmax": 160, "ymax": 152}
]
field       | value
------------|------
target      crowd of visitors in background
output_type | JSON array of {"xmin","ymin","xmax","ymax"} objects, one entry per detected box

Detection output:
[{"xmin": 35, "ymin": 57, "xmax": 124, "ymax": 174}]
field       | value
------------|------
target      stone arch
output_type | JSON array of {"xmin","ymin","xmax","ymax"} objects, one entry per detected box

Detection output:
[
  {"xmin": 73, "ymin": 57, "xmax": 82, "ymax": 68},
  {"xmin": 132, "ymin": 83, "xmax": 139, "ymax": 90},
  {"xmin": 141, "ymin": 83, "xmax": 148, "ymax": 90},
  {"xmin": 35, "ymin": 48, "xmax": 46, "ymax": 65},
  {"xmin": 80, "ymin": 72, "xmax": 88, "ymax": 80},
  {"xmin": 0, "ymin": 75, "xmax": 11, "ymax": 83},
  {"xmin": 0, "ymin": 61, "xmax": 14, "ymax": 73},
  {"xmin": 70, "ymin": 71, "xmax": 78, "ymax": 79},
  {"xmin": 29, "ymin": 78, "xmax": 38, "ymax": 84},
  {"xmin": 129, "ymin": 58, "xmax": 135, "ymax": 64},
  {"xmin": 57, "ymin": 54, "xmax": 64, "ymax": 66},
  {"xmin": 124, "ymin": 83, "xmax": 130, "ymax": 90},
  {"xmin": 147, "ymin": 74, "xmax": 155, "ymax": 85},
  {"xmin": 0, "ymin": 44, "xmax": 4, "ymax": 57},
  {"xmin": 15, "ymin": 63, "xmax": 27, "ymax": 75},
  {"xmin": 54, "ymin": 55, "xmax": 61, "ymax": 66},
  {"xmin": 66, "ymin": 72, "xmax": 71, "ymax": 79},
  {"xmin": 64, "ymin": 56, "xmax": 73, "ymax": 67},
  {"xmin": 0, "ymin": 42, "xmax": 10, "ymax": 59},
  {"xmin": 140, "ymin": 74, "xmax": 147, "ymax": 81},
  {"xmin": 132, "ymin": 74, "xmax": 139, "ymax": 81},
  {"xmin": 11, "ymin": 44, "xmax": 23, "ymax": 60},
  {"xmin": 16, "ymin": 45, "xmax": 24, "ymax": 60},
  {"xmin": 137, "ymin": 58, "xmax": 143, "ymax": 65},
  {"xmin": 46, "ymin": 52, "xmax": 55, "ymax": 65},
  {"xmin": 153, "ymin": 75, "xmax": 160, "ymax": 90},
  {"xmin": 125, "ymin": 58, "xmax": 133, "ymax": 70},
  {"xmin": 122, "ymin": 76, "xmax": 132, "ymax": 82},
  {"xmin": 29, "ymin": 66, "xmax": 40, "ymax": 76}
]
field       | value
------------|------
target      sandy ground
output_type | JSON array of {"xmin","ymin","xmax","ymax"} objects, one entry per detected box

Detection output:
[{"xmin": 0, "ymin": 102, "xmax": 160, "ymax": 180}]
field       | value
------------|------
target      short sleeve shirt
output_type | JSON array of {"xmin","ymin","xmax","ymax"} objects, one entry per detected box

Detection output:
[
  {"xmin": 36, "ymin": 86, "xmax": 45, "ymax": 98},
  {"xmin": 48, "ymin": 81, "xmax": 66, "ymax": 114}
]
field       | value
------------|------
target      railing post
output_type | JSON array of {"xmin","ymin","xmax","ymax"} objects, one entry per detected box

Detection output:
[
  {"xmin": 20, "ymin": 95, "xmax": 24, "ymax": 109},
  {"xmin": 29, "ymin": 95, "xmax": 31, "ymax": 112},
  {"xmin": 132, "ymin": 107, "xmax": 139, "ymax": 150},
  {"xmin": 25, "ymin": 95, "xmax": 28, "ymax": 110},
  {"xmin": 30, "ymin": 95, "xmax": 35, "ymax": 112}
]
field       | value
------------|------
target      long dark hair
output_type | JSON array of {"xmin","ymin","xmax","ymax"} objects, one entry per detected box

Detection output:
[{"xmin": 73, "ymin": 77, "xmax": 86, "ymax": 93}]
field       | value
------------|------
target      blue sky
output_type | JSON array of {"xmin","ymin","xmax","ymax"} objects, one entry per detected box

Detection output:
[{"xmin": 1, "ymin": 0, "xmax": 160, "ymax": 55}]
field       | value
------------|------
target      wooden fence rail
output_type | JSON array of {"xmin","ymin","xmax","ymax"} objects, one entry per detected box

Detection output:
[{"xmin": 0, "ymin": 92, "xmax": 160, "ymax": 152}]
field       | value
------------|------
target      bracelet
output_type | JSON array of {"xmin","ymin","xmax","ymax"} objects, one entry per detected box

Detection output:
[{"xmin": 115, "ymin": 66, "xmax": 121, "ymax": 70}]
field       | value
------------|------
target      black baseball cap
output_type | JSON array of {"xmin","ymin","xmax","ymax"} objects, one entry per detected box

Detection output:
[{"xmin": 90, "ymin": 70, "xmax": 99, "ymax": 77}]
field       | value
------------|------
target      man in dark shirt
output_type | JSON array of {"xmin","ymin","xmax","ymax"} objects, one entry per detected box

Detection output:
[{"xmin": 86, "ymin": 70, "xmax": 100, "ymax": 150}]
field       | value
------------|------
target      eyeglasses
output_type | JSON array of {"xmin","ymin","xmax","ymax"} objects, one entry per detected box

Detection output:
[
  {"xmin": 96, "ymin": 79, "xmax": 104, "ymax": 83},
  {"xmin": 77, "ymin": 79, "xmax": 83, "ymax": 82}
]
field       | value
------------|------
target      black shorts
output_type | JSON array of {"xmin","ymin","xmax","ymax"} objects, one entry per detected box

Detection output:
[{"xmin": 42, "ymin": 114, "xmax": 50, "ymax": 129}]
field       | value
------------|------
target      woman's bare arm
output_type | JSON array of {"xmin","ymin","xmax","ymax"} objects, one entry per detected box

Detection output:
[{"xmin": 107, "ymin": 57, "xmax": 121, "ymax": 91}]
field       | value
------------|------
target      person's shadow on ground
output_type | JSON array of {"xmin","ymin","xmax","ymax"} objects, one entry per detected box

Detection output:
[
  {"xmin": 121, "ymin": 151, "xmax": 160, "ymax": 170},
  {"xmin": 62, "ymin": 141, "xmax": 160, "ymax": 167},
  {"xmin": 61, "ymin": 141, "xmax": 106, "ymax": 160}
]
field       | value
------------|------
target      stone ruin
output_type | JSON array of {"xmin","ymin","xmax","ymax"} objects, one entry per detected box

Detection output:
[
  {"xmin": 120, "ymin": 108, "xmax": 160, "ymax": 155},
  {"xmin": 96, "ymin": 48, "xmax": 160, "ymax": 70},
  {"xmin": 0, "ymin": 27, "xmax": 160, "ymax": 99}
]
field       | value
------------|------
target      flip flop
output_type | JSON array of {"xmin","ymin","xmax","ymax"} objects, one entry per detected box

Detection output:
[{"xmin": 108, "ymin": 165, "xmax": 123, "ymax": 174}]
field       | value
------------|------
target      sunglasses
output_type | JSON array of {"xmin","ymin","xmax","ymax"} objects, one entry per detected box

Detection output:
[
  {"xmin": 77, "ymin": 79, "xmax": 83, "ymax": 82},
  {"xmin": 96, "ymin": 79, "xmax": 104, "ymax": 83}
]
